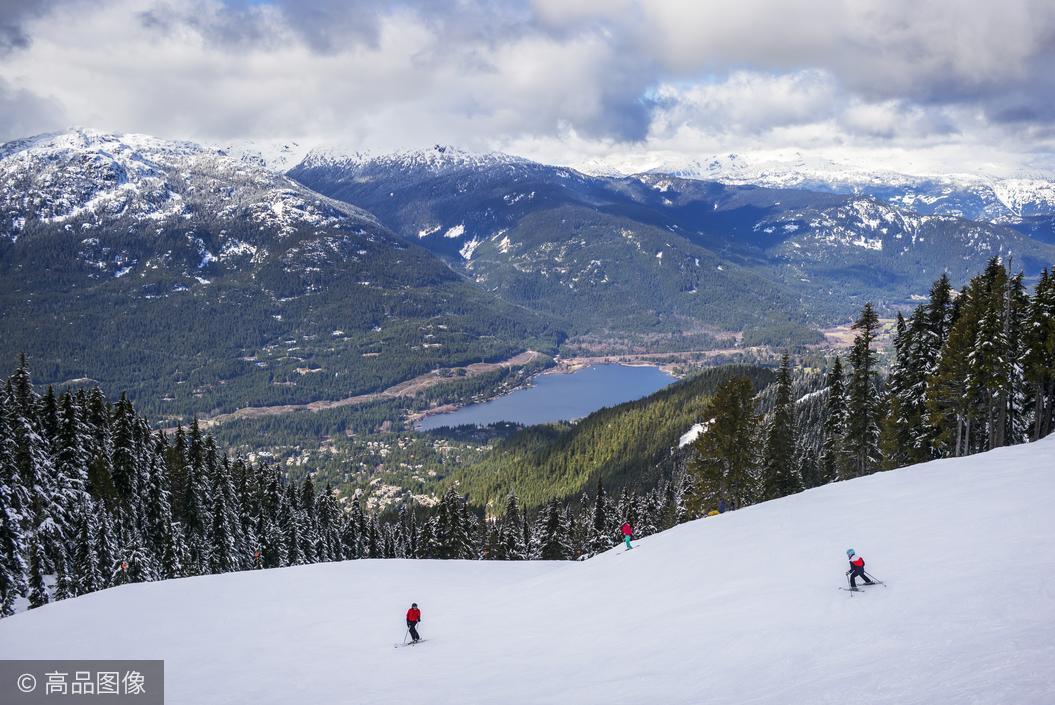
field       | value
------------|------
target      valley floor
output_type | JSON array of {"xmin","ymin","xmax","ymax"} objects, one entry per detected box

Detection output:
[
  {"xmin": 2, "ymin": 438, "xmax": 1053, "ymax": 704},
  {"xmin": 185, "ymin": 350, "xmax": 546, "ymax": 431}
]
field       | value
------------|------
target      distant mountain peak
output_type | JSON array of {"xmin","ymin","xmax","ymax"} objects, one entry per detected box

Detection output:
[{"xmin": 299, "ymin": 143, "xmax": 530, "ymax": 174}]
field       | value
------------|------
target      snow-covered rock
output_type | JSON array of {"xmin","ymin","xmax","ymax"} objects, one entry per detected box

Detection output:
[{"xmin": 3, "ymin": 436, "xmax": 1053, "ymax": 705}]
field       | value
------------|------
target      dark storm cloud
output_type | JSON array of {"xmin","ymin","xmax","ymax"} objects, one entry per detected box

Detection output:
[{"xmin": 0, "ymin": 0, "xmax": 61, "ymax": 52}]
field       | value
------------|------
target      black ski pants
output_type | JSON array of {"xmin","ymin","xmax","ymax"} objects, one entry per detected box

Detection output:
[
  {"xmin": 849, "ymin": 566, "xmax": 873, "ymax": 588},
  {"xmin": 407, "ymin": 621, "xmax": 420, "ymax": 641}
]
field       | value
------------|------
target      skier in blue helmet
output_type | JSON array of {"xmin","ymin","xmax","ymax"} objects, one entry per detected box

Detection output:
[{"xmin": 845, "ymin": 548, "xmax": 874, "ymax": 590}]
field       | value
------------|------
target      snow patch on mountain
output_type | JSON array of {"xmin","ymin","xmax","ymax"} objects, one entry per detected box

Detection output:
[{"xmin": 459, "ymin": 237, "xmax": 481, "ymax": 261}]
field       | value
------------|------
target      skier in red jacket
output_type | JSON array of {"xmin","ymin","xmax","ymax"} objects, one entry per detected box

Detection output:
[
  {"xmin": 406, "ymin": 603, "xmax": 422, "ymax": 643},
  {"xmin": 620, "ymin": 521, "xmax": 633, "ymax": 551},
  {"xmin": 845, "ymin": 549, "xmax": 874, "ymax": 590}
]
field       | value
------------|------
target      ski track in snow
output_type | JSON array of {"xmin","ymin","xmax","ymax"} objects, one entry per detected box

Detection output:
[{"xmin": 1, "ymin": 437, "xmax": 1054, "ymax": 705}]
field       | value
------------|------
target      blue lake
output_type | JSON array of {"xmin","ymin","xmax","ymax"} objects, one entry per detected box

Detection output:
[{"xmin": 417, "ymin": 363, "xmax": 677, "ymax": 430}]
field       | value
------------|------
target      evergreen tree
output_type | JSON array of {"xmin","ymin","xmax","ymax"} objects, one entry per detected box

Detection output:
[
  {"xmin": 881, "ymin": 312, "xmax": 918, "ymax": 469},
  {"xmin": 53, "ymin": 551, "xmax": 74, "ymax": 601},
  {"xmin": 181, "ymin": 422, "xmax": 212, "ymax": 574},
  {"xmin": 587, "ymin": 478, "xmax": 614, "ymax": 555},
  {"xmin": 54, "ymin": 391, "xmax": 90, "ymax": 549},
  {"xmin": 112, "ymin": 530, "xmax": 157, "ymax": 586},
  {"xmin": 928, "ymin": 284, "xmax": 979, "ymax": 457},
  {"xmin": 761, "ymin": 354, "xmax": 801, "ymax": 499},
  {"xmin": 433, "ymin": 488, "xmax": 468, "ymax": 560},
  {"xmin": 1023, "ymin": 270, "xmax": 1055, "ymax": 440},
  {"xmin": 844, "ymin": 303, "xmax": 882, "ymax": 477},
  {"xmin": 687, "ymin": 377, "xmax": 760, "ymax": 513},
  {"xmin": 536, "ymin": 501, "xmax": 572, "ymax": 560},
  {"xmin": 818, "ymin": 357, "xmax": 847, "ymax": 484},
  {"xmin": 27, "ymin": 536, "xmax": 49, "ymax": 609},
  {"xmin": 966, "ymin": 259, "xmax": 1013, "ymax": 451},
  {"xmin": 0, "ymin": 453, "xmax": 28, "ymax": 616},
  {"xmin": 208, "ymin": 460, "xmax": 239, "ymax": 575},
  {"xmin": 72, "ymin": 497, "xmax": 101, "ymax": 596},
  {"xmin": 496, "ymin": 490, "xmax": 527, "ymax": 560}
]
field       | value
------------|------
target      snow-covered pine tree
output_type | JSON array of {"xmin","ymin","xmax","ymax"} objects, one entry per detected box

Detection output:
[
  {"xmin": 366, "ymin": 515, "xmax": 382, "ymax": 559},
  {"xmin": 432, "ymin": 487, "xmax": 468, "ymax": 560},
  {"xmin": 844, "ymin": 303, "xmax": 882, "ymax": 477},
  {"xmin": 27, "ymin": 535, "xmax": 49, "ymax": 609},
  {"xmin": 1003, "ymin": 271, "xmax": 1032, "ymax": 446},
  {"xmin": 53, "ymin": 551, "xmax": 74, "ymax": 601},
  {"xmin": 762, "ymin": 354, "xmax": 801, "ymax": 499},
  {"xmin": 0, "ymin": 444, "xmax": 29, "ymax": 616},
  {"xmin": 95, "ymin": 506, "xmax": 118, "ymax": 590},
  {"xmin": 1023, "ymin": 269, "xmax": 1055, "ymax": 440},
  {"xmin": 208, "ymin": 459, "xmax": 239, "ymax": 575},
  {"xmin": 181, "ymin": 422, "xmax": 213, "ymax": 574},
  {"xmin": 112, "ymin": 529, "xmax": 157, "ymax": 586},
  {"xmin": 84, "ymin": 387, "xmax": 116, "ymax": 506},
  {"xmin": 316, "ymin": 484, "xmax": 344, "ymax": 562},
  {"xmin": 8, "ymin": 354, "xmax": 34, "ymax": 416},
  {"xmin": 344, "ymin": 497, "xmax": 365, "ymax": 559},
  {"xmin": 928, "ymin": 282, "xmax": 978, "ymax": 457},
  {"xmin": 536, "ymin": 501, "xmax": 572, "ymax": 560},
  {"xmin": 299, "ymin": 473, "xmax": 320, "ymax": 563},
  {"xmin": 967, "ymin": 259, "xmax": 1014, "ymax": 452},
  {"xmin": 458, "ymin": 500, "xmax": 481, "ymax": 560},
  {"xmin": 633, "ymin": 491, "xmax": 657, "ymax": 537},
  {"xmin": 398, "ymin": 503, "xmax": 418, "ymax": 560},
  {"xmin": 881, "ymin": 312, "xmax": 917, "ymax": 469},
  {"xmin": 54, "ymin": 391, "xmax": 90, "ymax": 550},
  {"xmin": 110, "ymin": 394, "xmax": 140, "ymax": 520},
  {"xmin": 72, "ymin": 497, "xmax": 101, "ymax": 596},
  {"xmin": 496, "ymin": 490, "xmax": 527, "ymax": 560},
  {"xmin": 587, "ymin": 478, "xmax": 615, "ymax": 555},
  {"xmin": 818, "ymin": 356, "xmax": 847, "ymax": 484}
]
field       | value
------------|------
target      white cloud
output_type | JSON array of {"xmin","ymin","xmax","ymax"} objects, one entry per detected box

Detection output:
[{"xmin": 0, "ymin": 0, "xmax": 1053, "ymax": 176}]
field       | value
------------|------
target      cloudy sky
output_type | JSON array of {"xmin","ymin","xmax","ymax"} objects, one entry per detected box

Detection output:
[{"xmin": 2, "ymin": 0, "xmax": 1054, "ymax": 175}]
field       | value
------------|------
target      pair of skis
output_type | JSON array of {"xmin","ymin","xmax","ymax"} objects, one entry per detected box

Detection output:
[
  {"xmin": 394, "ymin": 638, "xmax": 428, "ymax": 649},
  {"xmin": 840, "ymin": 572, "xmax": 886, "ymax": 594}
]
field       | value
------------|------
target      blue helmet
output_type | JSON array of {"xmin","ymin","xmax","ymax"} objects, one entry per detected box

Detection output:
[{"xmin": 846, "ymin": 548, "xmax": 855, "ymax": 557}]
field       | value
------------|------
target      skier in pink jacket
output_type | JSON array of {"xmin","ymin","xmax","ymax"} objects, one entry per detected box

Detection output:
[{"xmin": 620, "ymin": 522, "xmax": 633, "ymax": 550}]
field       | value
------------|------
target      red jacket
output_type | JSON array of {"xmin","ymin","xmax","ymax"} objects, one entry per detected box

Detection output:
[
  {"xmin": 620, "ymin": 523, "xmax": 632, "ymax": 537},
  {"xmin": 406, "ymin": 608, "xmax": 421, "ymax": 623},
  {"xmin": 849, "ymin": 555, "xmax": 865, "ymax": 569}
]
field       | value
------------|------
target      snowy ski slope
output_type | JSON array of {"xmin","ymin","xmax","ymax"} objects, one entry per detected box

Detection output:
[{"xmin": 2, "ymin": 437, "xmax": 1053, "ymax": 704}]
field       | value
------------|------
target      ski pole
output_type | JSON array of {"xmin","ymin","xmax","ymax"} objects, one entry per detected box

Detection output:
[
  {"xmin": 402, "ymin": 629, "xmax": 410, "ymax": 645},
  {"xmin": 864, "ymin": 570, "xmax": 885, "ymax": 586}
]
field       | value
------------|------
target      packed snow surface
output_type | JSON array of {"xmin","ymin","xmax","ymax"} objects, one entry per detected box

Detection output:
[{"xmin": 3, "ymin": 437, "xmax": 1054, "ymax": 705}]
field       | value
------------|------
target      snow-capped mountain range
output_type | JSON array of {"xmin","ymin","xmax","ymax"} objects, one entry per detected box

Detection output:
[
  {"xmin": 0, "ymin": 128, "xmax": 378, "ymax": 248},
  {"xmin": 298, "ymin": 144, "xmax": 530, "ymax": 175},
  {"xmin": 635, "ymin": 152, "xmax": 1055, "ymax": 226}
]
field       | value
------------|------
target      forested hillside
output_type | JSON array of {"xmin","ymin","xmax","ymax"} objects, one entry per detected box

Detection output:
[{"xmin": 444, "ymin": 365, "xmax": 776, "ymax": 509}]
